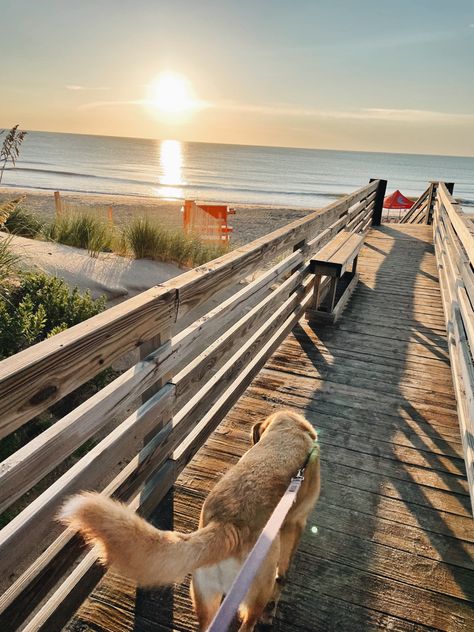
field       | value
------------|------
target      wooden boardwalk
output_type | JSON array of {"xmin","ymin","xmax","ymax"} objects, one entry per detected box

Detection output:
[{"xmin": 69, "ymin": 224, "xmax": 474, "ymax": 632}]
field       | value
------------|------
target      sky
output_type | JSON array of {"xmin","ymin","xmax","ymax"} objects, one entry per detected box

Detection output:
[{"xmin": 1, "ymin": 0, "xmax": 474, "ymax": 156}]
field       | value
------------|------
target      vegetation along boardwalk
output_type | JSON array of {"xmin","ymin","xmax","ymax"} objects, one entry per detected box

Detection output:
[
  {"xmin": 68, "ymin": 223, "xmax": 474, "ymax": 631},
  {"xmin": 1, "ymin": 181, "xmax": 473, "ymax": 631}
]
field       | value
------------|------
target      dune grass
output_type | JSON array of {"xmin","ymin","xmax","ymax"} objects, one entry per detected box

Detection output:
[
  {"xmin": 124, "ymin": 217, "xmax": 229, "ymax": 266},
  {"xmin": 3, "ymin": 205, "xmax": 46, "ymax": 238},
  {"xmin": 0, "ymin": 201, "xmax": 230, "ymax": 266},
  {"xmin": 46, "ymin": 212, "xmax": 114, "ymax": 257}
]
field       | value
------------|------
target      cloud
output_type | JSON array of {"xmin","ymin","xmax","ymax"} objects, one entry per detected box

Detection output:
[
  {"xmin": 66, "ymin": 84, "xmax": 110, "ymax": 91},
  {"xmin": 75, "ymin": 94, "xmax": 474, "ymax": 127},
  {"xmin": 213, "ymin": 101, "xmax": 474, "ymax": 124},
  {"xmin": 77, "ymin": 99, "xmax": 142, "ymax": 111},
  {"xmin": 354, "ymin": 108, "xmax": 474, "ymax": 123},
  {"xmin": 78, "ymin": 97, "xmax": 210, "ymax": 111}
]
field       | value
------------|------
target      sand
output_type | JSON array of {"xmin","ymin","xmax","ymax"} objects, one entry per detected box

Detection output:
[
  {"xmin": 0, "ymin": 187, "xmax": 311, "ymax": 247},
  {"xmin": 0, "ymin": 231, "xmax": 184, "ymax": 304}
]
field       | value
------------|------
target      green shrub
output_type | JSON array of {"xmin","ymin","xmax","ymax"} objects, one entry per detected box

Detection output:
[
  {"xmin": 0, "ymin": 272, "xmax": 106, "ymax": 359},
  {"xmin": 47, "ymin": 212, "xmax": 113, "ymax": 256},
  {"xmin": 124, "ymin": 217, "xmax": 229, "ymax": 266},
  {"xmin": 0, "ymin": 272, "xmax": 109, "ymax": 471},
  {"xmin": 3, "ymin": 205, "xmax": 45, "ymax": 238}
]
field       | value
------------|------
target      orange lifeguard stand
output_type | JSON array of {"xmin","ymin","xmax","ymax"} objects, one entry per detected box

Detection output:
[{"xmin": 182, "ymin": 200, "xmax": 235, "ymax": 243}]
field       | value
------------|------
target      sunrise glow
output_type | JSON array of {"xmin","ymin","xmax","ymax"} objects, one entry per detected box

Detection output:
[{"xmin": 148, "ymin": 72, "xmax": 198, "ymax": 114}]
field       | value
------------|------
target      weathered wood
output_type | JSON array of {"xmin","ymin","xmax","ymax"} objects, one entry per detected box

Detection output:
[
  {"xmin": 139, "ymin": 328, "xmax": 171, "ymax": 404},
  {"xmin": 310, "ymin": 234, "xmax": 363, "ymax": 277},
  {"xmin": 0, "ymin": 245, "xmax": 316, "ymax": 514},
  {"xmin": 18, "ymin": 463, "xmax": 177, "ymax": 632},
  {"xmin": 438, "ymin": 182, "xmax": 474, "ymax": 265},
  {"xmin": 370, "ymin": 178, "xmax": 387, "ymax": 226},
  {"xmin": 399, "ymin": 186, "xmax": 430, "ymax": 223},
  {"xmin": 306, "ymin": 272, "xmax": 359, "ymax": 324},
  {"xmin": 267, "ymin": 337, "xmax": 455, "ymax": 399},
  {"xmin": 172, "ymin": 268, "xmax": 312, "ymax": 411},
  {"xmin": 307, "ymin": 228, "xmax": 365, "ymax": 323},
  {"xmin": 0, "ymin": 287, "xmax": 178, "ymax": 434},
  {"xmin": 4, "ymin": 193, "xmax": 474, "ymax": 632},
  {"xmin": 345, "ymin": 202, "xmax": 374, "ymax": 232},
  {"xmin": 434, "ymin": 202, "xmax": 474, "ymax": 515},
  {"xmin": 0, "ymin": 385, "xmax": 174, "ymax": 583},
  {"xmin": 0, "ymin": 186, "xmax": 378, "ymax": 515},
  {"xmin": 173, "ymin": 289, "xmax": 313, "ymax": 468},
  {"xmin": 0, "ymin": 446, "xmax": 177, "ymax": 629}
]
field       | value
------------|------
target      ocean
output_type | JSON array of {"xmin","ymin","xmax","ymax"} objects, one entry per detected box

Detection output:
[{"xmin": 2, "ymin": 130, "xmax": 473, "ymax": 210}]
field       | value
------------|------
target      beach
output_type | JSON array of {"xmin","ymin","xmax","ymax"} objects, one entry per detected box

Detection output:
[{"xmin": 0, "ymin": 187, "xmax": 311, "ymax": 247}]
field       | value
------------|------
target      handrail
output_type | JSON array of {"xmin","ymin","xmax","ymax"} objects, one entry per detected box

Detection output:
[
  {"xmin": 0, "ymin": 181, "xmax": 380, "ymax": 631},
  {"xmin": 432, "ymin": 182, "xmax": 474, "ymax": 514},
  {"xmin": 399, "ymin": 185, "xmax": 432, "ymax": 223},
  {"xmin": 0, "ymin": 181, "xmax": 377, "ymax": 435}
]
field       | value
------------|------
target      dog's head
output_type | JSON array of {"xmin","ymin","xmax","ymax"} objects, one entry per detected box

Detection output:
[{"xmin": 251, "ymin": 409, "xmax": 317, "ymax": 444}]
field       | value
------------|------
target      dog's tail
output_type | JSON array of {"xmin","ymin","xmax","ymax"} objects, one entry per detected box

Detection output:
[{"xmin": 59, "ymin": 492, "xmax": 238, "ymax": 586}]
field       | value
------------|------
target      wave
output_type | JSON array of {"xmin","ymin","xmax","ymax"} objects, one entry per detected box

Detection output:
[
  {"xmin": 4, "ymin": 166, "xmax": 343, "ymax": 200},
  {"xmin": 5, "ymin": 166, "xmax": 113, "ymax": 180}
]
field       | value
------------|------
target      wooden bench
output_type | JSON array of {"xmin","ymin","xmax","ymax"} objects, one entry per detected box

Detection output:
[{"xmin": 305, "ymin": 230, "xmax": 364, "ymax": 324}]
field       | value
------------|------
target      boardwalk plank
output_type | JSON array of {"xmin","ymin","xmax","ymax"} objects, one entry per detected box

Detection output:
[{"xmin": 69, "ymin": 224, "xmax": 473, "ymax": 632}]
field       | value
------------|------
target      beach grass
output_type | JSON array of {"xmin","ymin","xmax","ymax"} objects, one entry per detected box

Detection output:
[
  {"xmin": 46, "ymin": 211, "xmax": 114, "ymax": 257},
  {"xmin": 2, "ymin": 205, "xmax": 46, "ymax": 238},
  {"xmin": 124, "ymin": 216, "xmax": 229, "ymax": 266},
  {"xmin": 0, "ymin": 197, "xmax": 232, "ymax": 266}
]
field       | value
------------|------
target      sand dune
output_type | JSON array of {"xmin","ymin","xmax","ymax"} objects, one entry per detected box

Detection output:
[{"xmin": 1, "ymin": 232, "xmax": 183, "ymax": 305}]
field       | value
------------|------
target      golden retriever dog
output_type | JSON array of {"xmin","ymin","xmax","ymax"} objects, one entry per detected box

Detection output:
[{"xmin": 60, "ymin": 410, "xmax": 320, "ymax": 631}]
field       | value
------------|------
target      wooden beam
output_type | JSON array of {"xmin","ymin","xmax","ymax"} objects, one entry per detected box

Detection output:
[
  {"xmin": 0, "ymin": 385, "xmax": 174, "ymax": 582},
  {"xmin": 438, "ymin": 182, "xmax": 474, "ymax": 266},
  {"xmin": 370, "ymin": 178, "xmax": 387, "ymax": 226},
  {"xmin": 0, "ymin": 287, "xmax": 178, "ymax": 435}
]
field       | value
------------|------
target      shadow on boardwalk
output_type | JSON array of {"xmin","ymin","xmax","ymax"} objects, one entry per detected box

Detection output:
[{"xmin": 269, "ymin": 224, "xmax": 473, "ymax": 631}]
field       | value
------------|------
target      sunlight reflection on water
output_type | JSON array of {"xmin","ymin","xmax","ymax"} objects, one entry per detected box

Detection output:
[{"xmin": 155, "ymin": 139, "xmax": 185, "ymax": 199}]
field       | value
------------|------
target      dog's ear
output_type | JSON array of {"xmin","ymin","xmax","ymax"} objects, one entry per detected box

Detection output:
[{"xmin": 251, "ymin": 421, "xmax": 263, "ymax": 444}]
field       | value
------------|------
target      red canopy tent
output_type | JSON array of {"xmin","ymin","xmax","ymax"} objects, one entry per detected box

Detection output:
[{"xmin": 383, "ymin": 190, "xmax": 414, "ymax": 209}]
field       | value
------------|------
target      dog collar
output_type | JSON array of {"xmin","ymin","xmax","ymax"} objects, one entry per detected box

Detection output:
[{"xmin": 295, "ymin": 440, "xmax": 320, "ymax": 480}]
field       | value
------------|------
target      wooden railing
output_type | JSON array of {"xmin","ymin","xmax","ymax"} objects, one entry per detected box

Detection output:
[
  {"xmin": 433, "ymin": 182, "xmax": 474, "ymax": 513},
  {"xmin": 401, "ymin": 182, "xmax": 455, "ymax": 224},
  {"xmin": 0, "ymin": 180, "xmax": 381, "ymax": 631},
  {"xmin": 400, "ymin": 184, "xmax": 432, "ymax": 223}
]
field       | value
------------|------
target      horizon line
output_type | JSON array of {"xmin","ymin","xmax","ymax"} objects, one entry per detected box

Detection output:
[{"xmin": 4, "ymin": 125, "xmax": 474, "ymax": 160}]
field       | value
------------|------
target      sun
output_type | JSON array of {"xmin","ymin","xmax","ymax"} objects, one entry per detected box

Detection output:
[{"xmin": 148, "ymin": 72, "xmax": 198, "ymax": 114}]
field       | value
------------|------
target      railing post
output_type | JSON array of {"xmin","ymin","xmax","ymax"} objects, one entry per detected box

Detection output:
[
  {"xmin": 369, "ymin": 178, "xmax": 387, "ymax": 226},
  {"xmin": 140, "ymin": 328, "xmax": 172, "ymax": 404},
  {"xmin": 427, "ymin": 182, "xmax": 454, "ymax": 224}
]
